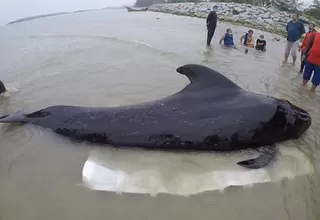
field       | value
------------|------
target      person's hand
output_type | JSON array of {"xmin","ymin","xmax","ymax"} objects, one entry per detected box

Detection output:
[
  {"xmin": 301, "ymin": 55, "xmax": 306, "ymax": 61},
  {"xmin": 298, "ymin": 47, "xmax": 301, "ymax": 52}
]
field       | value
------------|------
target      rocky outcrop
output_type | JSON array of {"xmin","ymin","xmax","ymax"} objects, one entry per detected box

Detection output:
[{"xmin": 148, "ymin": 2, "xmax": 314, "ymax": 36}]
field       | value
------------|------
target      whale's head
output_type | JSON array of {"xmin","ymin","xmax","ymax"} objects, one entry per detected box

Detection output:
[
  {"xmin": 0, "ymin": 80, "xmax": 6, "ymax": 95},
  {"xmin": 252, "ymin": 98, "xmax": 311, "ymax": 145},
  {"xmin": 272, "ymin": 99, "xmax": 311, "ymax": 140}
]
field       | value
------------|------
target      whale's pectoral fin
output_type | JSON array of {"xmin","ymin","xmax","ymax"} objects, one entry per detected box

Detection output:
[
  {"xmin": 236, "ymin": 145, "xmax": 278, "ymax": 169},
  {"xmin": 0, "ymin": 113, "xmax": 28, "ymax": 124},
  {"xmin": 176, "ymin": 64, "xmax": 241, "ymax": 90},
  {"xmin": 0, "ymin": 109, "xmax": 51, "ymax": 124}
]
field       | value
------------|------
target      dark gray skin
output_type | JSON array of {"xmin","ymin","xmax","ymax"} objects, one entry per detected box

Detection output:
[
  {"xmin": 0, "ymin": 64, "xmax": 312, "ymax": 169},
  {"xmin": 0, "ymin": 80, "xmax": 6, "ymax": 95}
]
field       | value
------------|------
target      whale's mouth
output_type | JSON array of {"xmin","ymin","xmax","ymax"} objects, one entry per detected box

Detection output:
[
  {"xmin": 289, "ymin": 103, "xmax": 311, "ymax": 134},
  {"xmin": 294, "ymin": 114, "xmax": 311, "ymax": 137},
  {"xmin": 283, "ymin": 101, "xmax": 312, "ymax": 137},
  {"xmin": 272, "ymin": 99, "xmax": 311, "ymax": 139}
]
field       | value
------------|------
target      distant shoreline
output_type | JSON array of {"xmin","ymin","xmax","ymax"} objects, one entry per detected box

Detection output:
[
  {"xmin": 7, "ymin": 12, "xmax": 70, "ymax": 25},
  {"xmin": 6, "ymin": 7, "xmax": 124, "ymax": 26},
  {"xmin": 6, "ymin": 4, "xmax": 318, "ymax": 36}
]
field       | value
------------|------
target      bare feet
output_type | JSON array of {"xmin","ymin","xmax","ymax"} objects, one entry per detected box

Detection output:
[
  {"xmin": 292, "ymin": 56, "xmax": 297, "ymax": 66},
  {"xmin": 283, "ymin": 54, "xmax": 289, "ymax": 64},
  {"xmin": 310, "ymin": 84, "xmax": 317, "ymax": 92},
  {"xmin": 302, "ymin": 80, "xmax": 308, "ymax": 87}
]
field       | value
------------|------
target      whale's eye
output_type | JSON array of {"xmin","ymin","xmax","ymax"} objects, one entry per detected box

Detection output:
[{"xmin": 272, "ymin": 105, "xmax": 287, "ymax": 129}]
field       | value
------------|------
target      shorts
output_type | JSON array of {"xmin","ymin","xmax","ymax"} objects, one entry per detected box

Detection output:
[
  {"xmin": 285, "ymin": 40, "xmax": 299, "ymax": 57},
  {"xmin": 303, "ymin": 60, "xmax": 320, "ymax": 86}
]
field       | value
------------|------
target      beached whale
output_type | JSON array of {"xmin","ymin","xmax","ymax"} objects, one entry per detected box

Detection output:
[{"xmin": 0, "ymin": 64, "xmax": 312, "ymax": 169}]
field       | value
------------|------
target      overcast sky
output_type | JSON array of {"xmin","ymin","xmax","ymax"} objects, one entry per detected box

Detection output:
[
  {"xmin": 0, "ymin": 0, "xmax": 135, "ymax": 25},
  {"xmin": 0, "ymin": 0, "xmax": 313, "ymax": 25}
]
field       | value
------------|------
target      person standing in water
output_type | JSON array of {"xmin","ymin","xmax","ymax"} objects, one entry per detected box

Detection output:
[
  {"xmin": 284, "ymin": 13, "xmax": 305, "ymax": 66},
  {"xmin": 299, "ymin": 23, "xmax": 316, "ymax": 73},
  {"xmin": 301, "ymin": 32, "xmax": 320, "ymax": 92},
  {"xmin": 219, "ymin": 28, "xmax": 235, "ymax": 47},
  {"xmin": 240, "ymin": 30, "xmax": 255, "ymax": 48},
  {"xmin": 0, "ymin": 80, "xmax": 6, "ymax": 95},
  {"xmin": 206, "ymin": 8, "xmax": 217, "ymax": 46},
  {"xmin": 255, "ymin": 35, "xmax": 267, "ymax": 52}
]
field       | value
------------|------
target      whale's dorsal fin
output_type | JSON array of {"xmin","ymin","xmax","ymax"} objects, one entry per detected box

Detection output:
[{"xmin": 176, "ymin": 64, "xmax": 241, "ymax": 90}]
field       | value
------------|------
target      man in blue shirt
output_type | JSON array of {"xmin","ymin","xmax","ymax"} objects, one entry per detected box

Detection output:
[{"xmin": 284, "ymin": 13, "xmax": 305, "ymax": 66}]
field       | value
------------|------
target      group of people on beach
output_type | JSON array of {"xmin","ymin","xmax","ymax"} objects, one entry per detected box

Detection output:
[
  {"xmin": 219, "ymin": 28, "xmax": 266, "ymax": 52},
  {"xmin": 284, "ymin": 13, "xmax": 319, "ymax": 92},
  {"xmin": 206, "ymin": 9, "xmax": 320, "ymax": 92},
  {"xmin": 206, "ymin": 9, "xmax": 266, "ymax": 52}
]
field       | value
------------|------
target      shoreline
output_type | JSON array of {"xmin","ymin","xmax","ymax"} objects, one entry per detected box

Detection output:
[
  {"xmin": 151, "ymin": 9, "xmax": 287, "ymax": 38},
  {"xmin": 148, "ymin": 2, "xmax": 316, "ymax": 38}
]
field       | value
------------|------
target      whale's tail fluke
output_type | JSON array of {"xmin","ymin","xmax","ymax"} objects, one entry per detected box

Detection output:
[
  {"xmin": 0, "ymin": 113, "xmax": 28, "ymax": 124},
  {"xmin": 236, "ymin": 146, "xmax": 277, "ymax": 169}
]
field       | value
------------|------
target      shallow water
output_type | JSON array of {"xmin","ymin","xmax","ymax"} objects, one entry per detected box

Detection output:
[{"xmin": 1, "ymin": 9, "xmax": 320, "ymax": 220}]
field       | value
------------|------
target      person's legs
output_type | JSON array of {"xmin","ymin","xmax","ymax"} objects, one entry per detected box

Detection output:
[
  {"xmin": 206, "ymin": 27, "xmax": 215, "ymax": 45},
  {"xmin": 291, "ymin": 40, "xmax": 299, "ymax": 66},
  {"xmin": 284, "ymin": 41, "xmax": 292, "ymax": 63},
  {"xmin": 310, "ymin": 64, "xmax": 320, "ymax": 92},
  {"xmin": 302, "ymin": 60, "xmax": 314, "ymax": 86},
  {"xmin": 300, "ymin": 51, "xmax": 305, "ymax": 73}
]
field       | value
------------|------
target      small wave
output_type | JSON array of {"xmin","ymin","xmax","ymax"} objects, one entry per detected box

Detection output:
[
  {"xmin": 28, "ymin": 34, "xmax": 191, "ymax": 62},
  {"xmin": 1, "ymin": 84, "xmax": 21, "ymax": 96},
  {"xmin": 132, "ymin": 40, "xmax": 152, "ymax": 47}
]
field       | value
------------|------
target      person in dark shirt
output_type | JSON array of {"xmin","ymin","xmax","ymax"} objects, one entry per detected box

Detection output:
[
  {"xmin": 255, "ymin": 35, "xmax": 266, "ymax": 52},
  {"xmin": 206, "ymin": 8, "xmax": 217, "ymax": 46},
  {"xmin": 284, "ymin": 13, "xmax": 305, "ymax": 66},
  {"xmin": 0, "ymin": 80, "xmax": 6, "ymax": 95}
]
